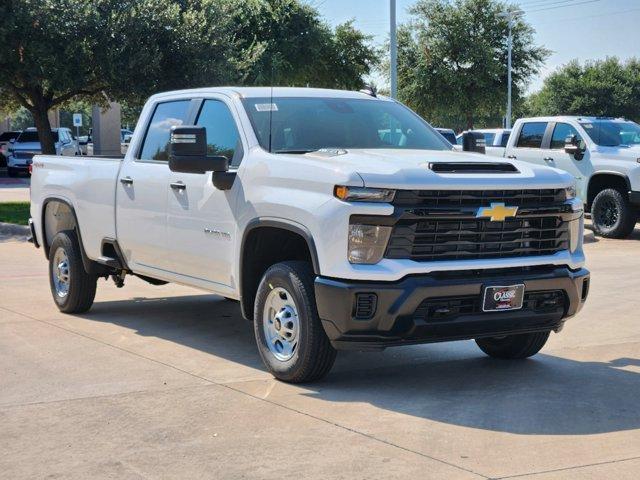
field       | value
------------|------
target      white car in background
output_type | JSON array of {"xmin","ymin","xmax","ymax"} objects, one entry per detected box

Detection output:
[
  {"xmin": 6, "ymin": 127, "xmax": 78, "ymax": 176},
  {"xmin": 505, "ymin": 116, "xmax": 640, "ymax": 238},
  {"xmin": 456, "ymin": 128, "xmax": 511, "ymax": 156}
]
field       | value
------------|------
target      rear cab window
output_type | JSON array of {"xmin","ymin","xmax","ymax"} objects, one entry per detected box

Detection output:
[{"xmin": 516, "ymin": 122, "xmax": 547, "ymax": 148}]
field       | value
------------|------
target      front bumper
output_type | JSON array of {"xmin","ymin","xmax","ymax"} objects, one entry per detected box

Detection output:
[{"xmin": 315, "ymin": 266, "xmax": 590, "ymax": 350}]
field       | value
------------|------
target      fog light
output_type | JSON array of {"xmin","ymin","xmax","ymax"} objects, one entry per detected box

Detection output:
[{"xmin": 348, "ymin": 224, "xmax": 392, "ymax": 264}]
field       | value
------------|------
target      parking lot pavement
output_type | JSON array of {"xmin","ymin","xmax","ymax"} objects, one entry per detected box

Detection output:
[
  {"xmin": 1, "ymin": 229, "xmax": 640, "ymax": 479},
  {"xmin": 0, "ymin": 176, "xmax": 30, "ymax": 203}
]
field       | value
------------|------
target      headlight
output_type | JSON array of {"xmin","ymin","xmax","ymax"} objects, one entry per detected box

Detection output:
[
  {"xmin": 348, "ymin": 224, "xmax": 392, "ymax": 264},
  {"xmin": 335, "ymin": 186, "xmax": 396, "ymax": 203},
  {"xmin": 565, "ymin": 184, "xmax": 577, "ymax": 200}
]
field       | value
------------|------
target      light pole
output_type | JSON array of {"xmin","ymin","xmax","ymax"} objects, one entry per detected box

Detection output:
[
  {"xmin": 498, "ymin": 9, "xmax": 523, "ymax": 129},
  {"xmin": 390, "ymin": 0, "xmax": 397, "ymax": 98}
]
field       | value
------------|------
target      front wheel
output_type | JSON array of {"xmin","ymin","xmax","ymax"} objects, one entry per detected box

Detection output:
[
  {"xmin": 476, "ymin": 331, "xmax": 550, "ymax": 359},
  {"xmin": 48, "ymin": 230, "xmax": 97, "ymax": 313},
  {"xmin": 591, "ymin": 188, "xmax": 637, "ymax": 238},
  {"xmin": 254, "ymin": 261, "xmax": 336, "ymax": 383}
]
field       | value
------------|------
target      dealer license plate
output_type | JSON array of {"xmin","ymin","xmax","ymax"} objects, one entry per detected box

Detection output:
[{"xmin": 482, "ymin": 284, "xmax": 525, "ymax": 312}]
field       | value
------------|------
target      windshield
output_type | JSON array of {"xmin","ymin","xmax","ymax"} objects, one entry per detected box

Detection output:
[
  {"xmin": 579, "ymin": 120, "xmax": 640, "ymax": 147},
  {"xmin": 16, "ymin": 131, "xmax": 59, "ymax": 143},
  {"xmin": 241, "ymin": 97, "xmax": 451, "ymax": 153}
]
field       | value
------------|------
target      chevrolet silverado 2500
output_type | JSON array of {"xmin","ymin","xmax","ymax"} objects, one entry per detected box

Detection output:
[
  {"xmin": 29, "ymin": 87, "xmax": 590, "ymax": 383},
  {"xmin": 505, "ymin": 116, "xmax": 640, "ymax": 238}
]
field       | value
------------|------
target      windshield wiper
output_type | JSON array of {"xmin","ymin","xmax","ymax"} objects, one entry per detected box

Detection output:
[{"xmin": 273, "ymin": 149, "xmax": 317, "ymax": 154}]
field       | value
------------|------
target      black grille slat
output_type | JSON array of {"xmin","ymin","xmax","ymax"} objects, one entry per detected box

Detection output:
[{"xmin": 387, "ymin": 189, "xmax": 569, "ymax": 262}]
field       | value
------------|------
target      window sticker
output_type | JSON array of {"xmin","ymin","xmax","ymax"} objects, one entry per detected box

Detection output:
[
  {"xmin": 581, "ymin": 123, "xmax": 593, "ymax": 129},
  {"xmin": 255, "ymin": 103, "xmax": 278, "ymax": 112}
]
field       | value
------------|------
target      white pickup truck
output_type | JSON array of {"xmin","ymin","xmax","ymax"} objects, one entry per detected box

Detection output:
[
  {"xmin": 29, "ymin": 87, "xmax": 589, "ymax": 383},
  {"xmin": 505, "ymin": 116, "xmax": 640, "ymax": 238}
]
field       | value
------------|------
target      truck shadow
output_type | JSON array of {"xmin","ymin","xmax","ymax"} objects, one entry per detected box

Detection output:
[{"xmin": 79, "ymin": 294, "xmax": 640, "ymax": 436}]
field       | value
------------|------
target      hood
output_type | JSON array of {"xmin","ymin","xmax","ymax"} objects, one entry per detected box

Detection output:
[
  {"xmin": 299, "ymin": 148, "xmax": 573, "ymax": 190},
  {"xmin": 594, "ymin": 145, "xmax": 640, "ymax": 160}
]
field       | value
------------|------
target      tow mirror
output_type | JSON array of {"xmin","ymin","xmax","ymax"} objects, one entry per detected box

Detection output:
[
  {"xmin": 564, "ymin": 135, "xmax": 585, "ymax": 160},
  {"xmin": 169, "ymin": 126, "xmax": 234, "ymax": 190},
  {"xmin": 462, "ymin": 131, "xmax": 486, "ymax": 154}
]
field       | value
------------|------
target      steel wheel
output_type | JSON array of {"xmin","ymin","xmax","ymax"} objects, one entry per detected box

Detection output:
[
  {"xmin": 262, "ymin": 287, "xmax": 300, "ymax": 361},
  {"xmin": 51, "ymin": 247, "xmax": 70, "ymax": 298}
]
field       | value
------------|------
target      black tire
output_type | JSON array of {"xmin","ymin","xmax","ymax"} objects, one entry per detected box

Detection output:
[
  {"xmin": 476, "ymin": 331, "xmax": 550, "ymax": 359},
  {"xmin": 254, "ymin": 261, "xmax": 337, "ymax": 383},
  {"xmin": 48, "ymin": 230, "xmax": 97, "ymax": 313},
  {"xmin": 591, "ymin": 188, "xmax": 637, "ymax": 239}
]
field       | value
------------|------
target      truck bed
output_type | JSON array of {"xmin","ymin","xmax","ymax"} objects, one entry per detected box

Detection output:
[{"xmin": 30, "ymin": 154, "xmax": 122, "ymax": 260}]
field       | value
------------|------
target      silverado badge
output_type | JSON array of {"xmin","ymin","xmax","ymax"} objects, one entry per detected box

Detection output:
[{"xmin": 476, "ymin": 202, "xmax": 518, "ymax": 222}]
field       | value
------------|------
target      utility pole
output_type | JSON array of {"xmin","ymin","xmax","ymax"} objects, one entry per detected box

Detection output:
[
  {"xmin": 390, "ymin": 0, "xmax": 397, "ymax": 99},
  {"xmin": 499, "ymin": 9, "xmax": 523, "ymax": 129}
]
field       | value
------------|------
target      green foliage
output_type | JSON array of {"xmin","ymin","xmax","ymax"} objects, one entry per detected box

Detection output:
[
  {"xmin": 0, "ymin": 202, "xmax": 30, "ymax": 226},
  {"xmin": 224, "ymin": 0, "xmax": 377, "ymax": 89},
  {"xmin": 0, "ymin": 0, "xmax": 377, "ymax": 152},
  {"xmin": 525, "ymin": 58, "xmax": 640, "ymax": 121},
  {"xmin": 395, "ymin": 0, "xmax": 549, "ymax": 130}
]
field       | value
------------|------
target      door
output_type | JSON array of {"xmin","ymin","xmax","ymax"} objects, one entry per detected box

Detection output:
[
  {"xmin": 167, "ymin": 98, "xmax": 244, "ymax": 291},
  {"xmin": 116, "ymin": 99, "xmax": 192, "ymax": 276},
  {"xmin": 539, "ymin": 122, "xmax": 593, "ymax": 200},
  {"xmin": 507, "ymin": 121, "xmax": 549, "ymax": 167}
]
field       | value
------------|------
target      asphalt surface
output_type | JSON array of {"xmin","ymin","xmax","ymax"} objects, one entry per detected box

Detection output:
[{"xmin": 1, "ymin": 217, "xmax": 639, "ymax": 478}]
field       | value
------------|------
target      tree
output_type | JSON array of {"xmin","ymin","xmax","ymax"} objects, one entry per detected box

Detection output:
[
  {"xmin": 525, "ymin": 58, "xmax": 640, "ymax": 121},
  {"xmin": 1, "ymin": 0, "xmax": 378, "ymax": 153},
  {"xmin": 0, "ymin": 0, "xmax": 237, "ymax": 154},
  {"xmin": 224, "ymin": 0, "xmax": 377, "ymax": 89},
  {"xmin": 395, "ymin": 0, "xmax": 549, "ymax": 130}
]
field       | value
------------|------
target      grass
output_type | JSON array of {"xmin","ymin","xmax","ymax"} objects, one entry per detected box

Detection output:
[{"xmin": 0, "ymin": 202, "xmax": 30, "ymax": 225}]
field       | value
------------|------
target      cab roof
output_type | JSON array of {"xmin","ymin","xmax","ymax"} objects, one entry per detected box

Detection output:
[{"xmin": 149, "ymin": 86, "xmax": 393, "ymax": 102}]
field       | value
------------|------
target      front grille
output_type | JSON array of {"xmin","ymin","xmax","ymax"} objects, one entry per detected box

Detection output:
[
  {"xmin": 413, "ymin": 290, "xmax": 565, "ymax": 323},
  {"xmin": 385, "ymin": 189, "xmax": 570, "ymax": 262},
  {"xmin": 393, "ymin": 189, "xmax": 567, "ymax": 208}
]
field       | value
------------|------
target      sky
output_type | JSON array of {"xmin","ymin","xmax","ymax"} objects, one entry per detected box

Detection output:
[{"xmin": 307, "ymin": 0, "xmax": 640, "ymax": 93}]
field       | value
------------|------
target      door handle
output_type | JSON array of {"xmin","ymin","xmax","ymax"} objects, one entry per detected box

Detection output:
[
  {"xmin": 543, "ymin": 157, "xmax": 554, "ymax": 162},
  {"xmin": 120, "ymin": 176, "xmax": 133, "ymax": 186},
  {"xmin": 170, "ymin": 181, "xmax": 186, "ymax": 191},
  {"xmin": 507, "ymin": 155, "xmax": 517, "ymax": 159}
]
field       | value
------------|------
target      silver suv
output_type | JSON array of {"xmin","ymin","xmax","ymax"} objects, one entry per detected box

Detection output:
[{"xmin": 7, "ymin": 128, "xmax": 78, "ymax": 177}]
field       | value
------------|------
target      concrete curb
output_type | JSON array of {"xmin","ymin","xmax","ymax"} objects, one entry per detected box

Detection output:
[{"xmin": 0, "ymin": 221, "xmax": 30, "ymax": 240}]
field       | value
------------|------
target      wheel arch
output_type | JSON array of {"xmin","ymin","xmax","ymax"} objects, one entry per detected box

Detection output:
[
  {"xmin": 41, "ymin": 197, "xmax": 107, "ymax": 275},
  {"xmin": 586, "ymin": 172, "xmax": 631, "ymax": 208},
  {"xmin": 239, "ymin": 218, "xmax": 320, "ymax": 321}
]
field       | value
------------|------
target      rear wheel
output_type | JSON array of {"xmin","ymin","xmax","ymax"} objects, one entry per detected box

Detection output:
[
  {"xmin": 591, "ymin": 188, "xmax": 637, "ymax": 238},
  {"xmin": 254, "ymin": 261, "xmax": 336, "ymax": 383},
  {"xmin": 48, "ymin": 230, "xmax": 97, "ymax": 313},
  {"xmin": 476, "ymin": 331, "xmax": 550, "ymax": 359}
]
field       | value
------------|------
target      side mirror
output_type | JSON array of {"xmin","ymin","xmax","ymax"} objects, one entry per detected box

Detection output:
[
  {"xmin": 564, "ymin": 135, "xmax": 585, "ymax": 160},
  {"xmin": 169, "ymin": 126, "xmax": 228, "ymax": 174},
  {"xmin": 462, "ymin": 131, "xmax": 486, "ymax": 154}
]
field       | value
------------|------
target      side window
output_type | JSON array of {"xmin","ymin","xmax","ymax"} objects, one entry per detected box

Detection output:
[
  {"xmin": 550, "ymin": 123, "xmax": 581, "ymax": 149},
  {"xmin": 483, "ymin": 133, "xmax": 496, "ymax": 146},
  {"xmin": 195, "ymin": 99, "xmax": 243, "ymax": 167},
  {"xmin": 500, "ymin": 132, "xmax": 510, "ymax": 147},
  {"xmin": 139, "ymin": 100, "xmax": 191, "ymax": 161},
  {"xmin": 516, "ymin": 122, "xmax": 547, "ymax": 148}
]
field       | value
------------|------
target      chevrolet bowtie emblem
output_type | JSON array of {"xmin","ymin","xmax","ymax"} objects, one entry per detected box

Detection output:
[{"xmin": 476, "ymin": 203, "xmax": 518, "ymax": 222}]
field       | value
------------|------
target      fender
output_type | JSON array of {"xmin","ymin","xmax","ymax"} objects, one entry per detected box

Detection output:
[
  {"xmin": 41, "ymin": 197, "xmax": 109, "ymax": 276},
  {"xmin": 587, "ymin": 171, "xmax": 632, "ymax": 206},
  {"xmin": 238, "ymin": 217, "xmax": 321, "ymax": 320}
]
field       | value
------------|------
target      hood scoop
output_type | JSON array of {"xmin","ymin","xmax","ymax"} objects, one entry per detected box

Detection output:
[{"xmin": 429, "ymin": 162, "xmax": 519, "ymax": 174}]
